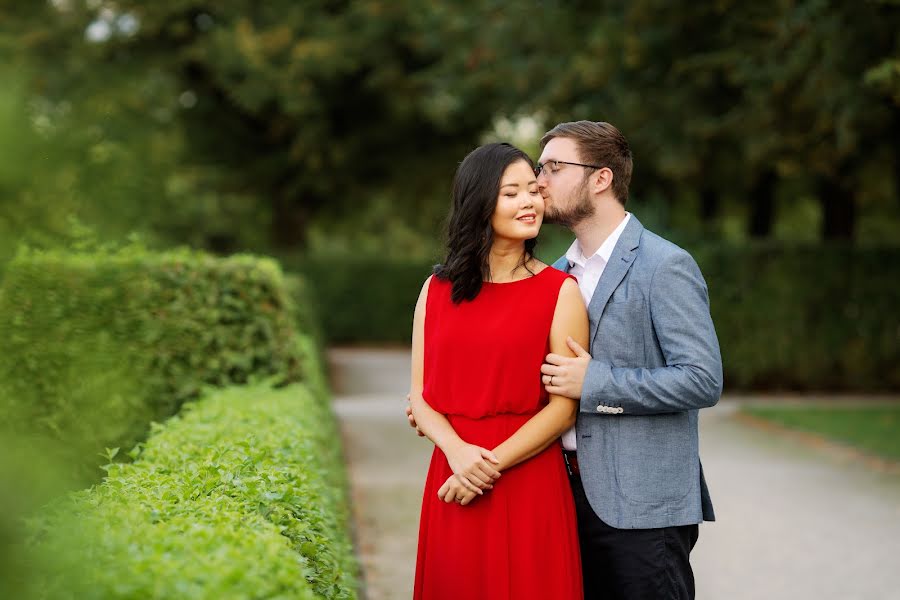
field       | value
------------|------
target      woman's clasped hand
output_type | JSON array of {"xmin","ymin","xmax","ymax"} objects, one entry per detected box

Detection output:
[{"xmin": 437, "ymin": 441, "xmax": 501, "ymax": 505}]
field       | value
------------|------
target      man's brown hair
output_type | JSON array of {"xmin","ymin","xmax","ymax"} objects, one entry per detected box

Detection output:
[{"xmin": 540, "ymin": 121, "xmax": 633, "ymax": 205}]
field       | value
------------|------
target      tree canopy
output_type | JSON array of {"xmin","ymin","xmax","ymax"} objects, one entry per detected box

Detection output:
[{"xmin": 1, "ymin": 0, "xmax": 898, "ymax": 255}]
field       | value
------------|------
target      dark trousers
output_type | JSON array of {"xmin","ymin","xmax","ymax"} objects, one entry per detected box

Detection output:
[{"xmin": 570, "ymin": 474, "xmax": 699, "ymax": 600}]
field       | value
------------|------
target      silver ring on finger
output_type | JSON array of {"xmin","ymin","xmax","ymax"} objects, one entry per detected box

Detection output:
[{"xmin": 550, "ymin": 375, "xmax": 555, "ymax": 386}]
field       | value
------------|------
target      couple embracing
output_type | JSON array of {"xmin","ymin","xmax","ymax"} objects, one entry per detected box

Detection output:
[{"xmin": 406, "ymin": 121, "xmax": 723, "ymax": 600}]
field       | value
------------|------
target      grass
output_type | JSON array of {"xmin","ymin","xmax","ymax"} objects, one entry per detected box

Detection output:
[{"xmin": 742, "ymin": 405, "xmax": 900, "ymax": 461}]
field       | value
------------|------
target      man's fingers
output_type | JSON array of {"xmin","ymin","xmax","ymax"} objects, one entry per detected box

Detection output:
[
  {"xmin": 541, "ymin": 363, "xmax": 565, "ymax": 375},
  {"xmin": 566, "ymin": 336, "xmax": 591, "ymax": 358},
  {"xmin": 416, "ymin": 427, "xmax": 425, "ymax": 437},
  {"xmin": 544, "ymin": 352, "xmax": 568, "ymax": 366}
]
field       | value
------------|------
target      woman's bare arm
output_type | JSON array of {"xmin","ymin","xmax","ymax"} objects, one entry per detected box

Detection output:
[
  {"xmin": 409, "ymin": 276, "xmax": 501, "ymax": 495},
  {"xmin": 491, "ymin": 277, "xmax": 588, "ymax": 470}
]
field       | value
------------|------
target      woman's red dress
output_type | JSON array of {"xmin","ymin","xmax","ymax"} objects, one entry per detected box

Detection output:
[{"xmin": 414, "ymin": 267, "xmax": 583, "ymax": 600}]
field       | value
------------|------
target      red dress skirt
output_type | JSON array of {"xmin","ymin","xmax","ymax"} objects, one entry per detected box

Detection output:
[{"xmin": 414, "ymin": 268, "xmax": 583, "ymax": 600}]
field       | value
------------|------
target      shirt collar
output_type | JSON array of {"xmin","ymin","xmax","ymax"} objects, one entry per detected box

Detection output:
[{"xmin": 566, "ymin": 212, "xmax": 631, "ymax": 268}]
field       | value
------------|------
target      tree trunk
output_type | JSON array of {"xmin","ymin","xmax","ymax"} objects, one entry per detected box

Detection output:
[
  {"xmin": 700, "ymin": 187, "xmax": 719, "ymax": 225},
  {"xmin": 818, "ymin": 177, "xmax": 856, "ymax": 240},
  {"xmin": 748, "ymin": 169, "xmax": 776, "ymax": 238},
  {"xmin": 893, "ymin": 112, "xmax": 900, "ymax": 211},
  {"xmin": 271, "ymin": 194, "xmax": 310, "ymax": 249}
]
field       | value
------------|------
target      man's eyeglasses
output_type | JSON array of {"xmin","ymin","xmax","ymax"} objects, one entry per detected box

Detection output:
[{"xmin": 534, "ymin": 160, "xmax": 604, "ymax": 178}]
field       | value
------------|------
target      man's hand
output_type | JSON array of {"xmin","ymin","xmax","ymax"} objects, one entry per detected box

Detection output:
[
  {"xmin": 437, "ymin": 474, "xmax": 480, "ymax": 506},
  {"xmin": 541, "ymin": 336, "xmax": 592, "ymax": 399},
  {"xmin": 405, "ymin": 394, "xmax": 425, "ymax": 437}
]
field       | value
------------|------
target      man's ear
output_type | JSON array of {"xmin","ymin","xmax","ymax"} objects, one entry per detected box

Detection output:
[{"xmin": 591, "ymin": 167, "xmax": 614, "ymax": 195}]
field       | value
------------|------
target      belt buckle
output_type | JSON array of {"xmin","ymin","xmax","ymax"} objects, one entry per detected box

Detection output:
[{"xmin": 563, "ymin": 451, "xmax": 578, "ymax": 477}]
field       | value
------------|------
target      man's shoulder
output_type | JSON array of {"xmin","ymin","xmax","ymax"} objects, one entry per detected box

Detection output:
[
  {"xmin": 639, "ymin": 227, "xmax": 694, "ymax": 264},
  {"xmin": 550, "ymin": 255, "xmax": 569, "ymax": 271}
]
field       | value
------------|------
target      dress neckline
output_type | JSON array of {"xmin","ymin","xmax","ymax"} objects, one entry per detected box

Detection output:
[{"xmin": 482, "ymin": 266, "xmax": 553, "ymax": 286}]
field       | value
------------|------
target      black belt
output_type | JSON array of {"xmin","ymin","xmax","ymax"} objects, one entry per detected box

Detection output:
[{"xmin": 563, "ymin": 450, "xmax": 580, "ymax": 476}]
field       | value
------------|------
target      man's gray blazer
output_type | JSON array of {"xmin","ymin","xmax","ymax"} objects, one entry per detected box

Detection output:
[{"xmin": 552, "ymin": 215, "xmax": 722, "ymax": 529}]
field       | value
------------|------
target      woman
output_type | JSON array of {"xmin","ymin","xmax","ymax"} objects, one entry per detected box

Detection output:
[{"xmin": 409, "ymin": 143, "xmax": 589, "ymax": 599}]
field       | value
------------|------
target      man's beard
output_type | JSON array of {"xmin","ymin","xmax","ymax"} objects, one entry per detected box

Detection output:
[{"xmin": 543, "ymin": 180, "xmax": 595, "ymax": 228}]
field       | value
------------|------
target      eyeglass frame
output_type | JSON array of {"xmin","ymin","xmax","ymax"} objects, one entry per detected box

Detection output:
[{"xmin": 534, "ymin": 159, "xmax": 604, "ymax": 178}]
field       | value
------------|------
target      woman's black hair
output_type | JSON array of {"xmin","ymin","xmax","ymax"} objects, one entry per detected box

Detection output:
[{"xmin": 433, "ymin": 142, "xmax": 537, "ymax": 303}]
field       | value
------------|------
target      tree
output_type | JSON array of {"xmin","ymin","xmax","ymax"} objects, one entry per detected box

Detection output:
[
  {"xmin": 505, "ymin": 0, "xmax": 900, "ymax": 241},
  {"xmin": 4, "ymin": 1, "xmax": 547, "ymax": 250}
]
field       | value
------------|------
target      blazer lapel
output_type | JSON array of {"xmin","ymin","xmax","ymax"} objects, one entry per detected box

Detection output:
[
  {"xmin": 551, "ymin": 254, "xmax": 572, "ymax": 273},
  {"xmin": 586, "ymin": 216, "xmax": 643, "ymax": 340}
]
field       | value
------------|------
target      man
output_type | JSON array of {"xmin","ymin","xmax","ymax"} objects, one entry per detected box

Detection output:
[
  {"xmin": 408, "ymin": 120, "xmax": 722, "ymax": 599},
  {"xmin": 536, "ymin": 120, "xmax": 722, "ymax": 599}
]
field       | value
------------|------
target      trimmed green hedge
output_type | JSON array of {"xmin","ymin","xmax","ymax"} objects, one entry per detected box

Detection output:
[
  {"xmin": 0, "ymin": 246, "xmax": 305, "ymax": 476},
  {"xmin": 298, "ymin": 257, "xmax": 432, "ymax": 345},
  {"xmin": 284, "ymin": 272, "xmax": 326, "ymax": 354},
  {"xmin": 26, "ymin": 380, "xmax": 357, "ymax": 600},
  {"xmin": 0, "ymin": 432, "xmax": 81, "ymax": 600},
  {"xmin": 298, "ymin": 244, "xmax": 900, "ymax": 390},
  {"xmin": 693, "ymin": 243, "xmax": 900, "ymax": 390}
]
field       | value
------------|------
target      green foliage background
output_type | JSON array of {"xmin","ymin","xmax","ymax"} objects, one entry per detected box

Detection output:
[
  {"xmin": 1, "ymin": 0, "xmax": 898, "ymax": 256},
  {"xmin": 299, "ymin": 243, "xmax": 900, "ymax": 391},
  {"xmin": 0, "ymin": 2, "xmax": 895, "ymax": 390}
]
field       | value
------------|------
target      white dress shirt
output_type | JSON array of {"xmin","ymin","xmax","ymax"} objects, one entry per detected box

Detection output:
[{"xmin": 561, "ymin": 212, "xmax": 631, "ymax": 451}]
